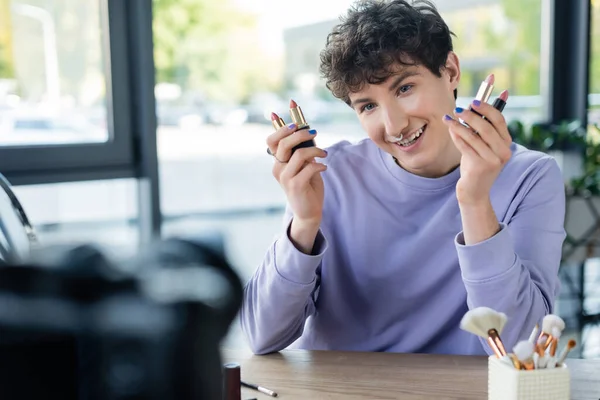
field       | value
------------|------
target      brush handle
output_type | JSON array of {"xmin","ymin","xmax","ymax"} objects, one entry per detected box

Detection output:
[
  {"xmin": 508, "ymin": 354, "xmax": 523, "ymax": 370},
  {"xmin": 542, "ymin": 335, "xmax": 553, "ymax": 351},
  {"xmin": 488, "ymin": 329, "xmax": 507, "ymax": 357},
  {"xmin": 556, "ymin": 343, "xmax": 575, "ymax": 366},
  {"xmin": 486, "ymin": 337, "xmax": 502, "ymax": 358},
  {"xmin": 523, "ymin": 359, "xmax": 535, "ymax": 370},
  {"xmin": 528, "ymin": 324, "xmax": 539, "ymax": 344},
  {"xmin": 549, "ymin": 338, "xmax": 558, "ymax": 357},
  {"xmin": 535, "ymin": 343, "xmax": 545, "ymax": 357}
]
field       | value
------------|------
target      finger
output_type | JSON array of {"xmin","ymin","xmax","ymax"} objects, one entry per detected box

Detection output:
[
  {"xmin": 470, "ymin": 99, "xmax": 512, "ymax": 145},
  {"xmin": 287, "ymin": 161, "xmax": 327, "ymax": 192},
  {"xmin": 454, "ymin": 107, "xmax": 509, "ymax": 160},
  {"xmin": 276, "ymin": 128, "xmax": 318, "ymax": 163},
  {"xmin": 448, "ymin": 128, "xmax": 478, "ymax": 157},
  {"xmin": 266, "ymin": 122, "xmax": 298, "ymax": 155},
  {"xmin": 443, "ymin": 115, "xmax": 499, "ymax": 161},
  {"xmin": 271, "ymin": 159, "xmax": 287, "ymax": 181},
  {"xmin": 279, "ymin": 147, "xmax": 328, "ymax": 184}
]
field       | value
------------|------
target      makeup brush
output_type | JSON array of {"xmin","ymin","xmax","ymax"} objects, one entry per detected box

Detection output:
[
  {"xmin": 549, "ymin": 326, "xmax": 562, "ymax": 356},
  {"xmin": 460, "ymin": 307, "xmax": 508, "ymax": 358},
  {"xmin": 539, "ymin": 315, "xmax": 565, "ymax": 350},
  {"xmin": 536, "ymin": 336, "xmax": 546, "ymax": 357},
  {"xmin": 513, "ymin": 340, "xmax": 535, "ymax": 370},
  {"xmin": 556, "ymin": 339, "xmax": 577, "ymax": 367},
  {"xmin": 528, "ymin": 323, "xmax": 539, "ymax": 344}
]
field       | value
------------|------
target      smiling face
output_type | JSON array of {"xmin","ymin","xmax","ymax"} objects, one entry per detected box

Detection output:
[{"xmin": 348, "ymin": 53, "xmax": 462, "ymax": 178}]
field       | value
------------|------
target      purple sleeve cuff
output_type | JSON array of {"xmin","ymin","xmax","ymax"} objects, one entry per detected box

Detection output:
[
  {"xmin": 273, "ymin": 221, "xmax": 328, "ymax": 285},
  {"xmin": 455, "ymin": 223, "xmax": 518, "ymax": 282}
]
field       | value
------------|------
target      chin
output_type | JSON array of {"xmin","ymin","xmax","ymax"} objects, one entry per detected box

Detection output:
[{"xmin": 390, "ymin": 144, "xmax": 444, "ymax": 175}]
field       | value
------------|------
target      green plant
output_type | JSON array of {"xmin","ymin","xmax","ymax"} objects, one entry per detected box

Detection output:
[{"xmin": 508, "ymin": 120, "xmax": 600, "ymax": 194}]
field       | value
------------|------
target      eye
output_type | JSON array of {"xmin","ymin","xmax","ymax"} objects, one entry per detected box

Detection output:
[
  {"xmin": 360, "ymin": 103, "xmax": 376, "ymax": 113},
  {"xmin": 397, "ymin": 84, "xmax": 413, "ymax": 94}
]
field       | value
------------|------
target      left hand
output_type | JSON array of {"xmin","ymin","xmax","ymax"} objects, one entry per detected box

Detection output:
[{"xmin": 442, "ymin": 98, "xmax": 513, "ymax": 205}]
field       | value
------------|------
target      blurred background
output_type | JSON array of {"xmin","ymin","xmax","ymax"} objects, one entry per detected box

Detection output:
[{"xmin": 0, "ymin": 0, "xmax": 599, "ymax": 357}]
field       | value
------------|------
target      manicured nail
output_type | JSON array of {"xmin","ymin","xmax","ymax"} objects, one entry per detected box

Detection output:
[
  {"xmin": 454, "ymin": 107, "xmax": 464, "ymax": 113},
  {"xmin": 308, "ymin": 129, "xmax": 317, "ymax": 134},
  {"xmin": 444, "ymin": 114, "xmax": 453, "ymax": 121},
  {"xmin": 288, "ymin": 123, "xmax": 296, "ymax": 129},
  {"xmin": 472, "ymin": 99, "xmax": 481, "ymax": 107}
]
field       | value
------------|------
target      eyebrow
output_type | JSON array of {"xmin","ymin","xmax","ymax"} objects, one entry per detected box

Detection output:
[{"xmin": 349, "ymin": 70, "xmax": 421, "ymax": 109}]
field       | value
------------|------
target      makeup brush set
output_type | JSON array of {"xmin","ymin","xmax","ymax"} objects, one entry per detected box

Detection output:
[{"xmin": 460, "ymin": 307, "xmax": 575, "ymax": 400}]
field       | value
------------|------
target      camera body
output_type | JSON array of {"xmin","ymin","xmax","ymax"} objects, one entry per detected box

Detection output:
[{"xmin": 0, "ymin": 237, "xmax": 243, "ymax": 400}]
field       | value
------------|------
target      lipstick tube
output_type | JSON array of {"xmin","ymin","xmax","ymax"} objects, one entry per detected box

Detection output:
[
  {"xmin": 271, "ymin": 113, "xmax": 286, "ymax": 130},
  {"xmin": 475, "ymin": 80, "xmax": 494, "ymax": 104},
  {"xmin": 289, "ymin": 100, "xmax": 315, "ymax": 153},
  {"xmin": 470, "ymin": 79, "xmax": 494, "ymax": 118},
  {"xmin": 492, "ymin": 97, "xmax": 507, "ymax": 112},
  {"xmin": 222, "ymin": 363, "xmax": 241, "ymax": 400}
]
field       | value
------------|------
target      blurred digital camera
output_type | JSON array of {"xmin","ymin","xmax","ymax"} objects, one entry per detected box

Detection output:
[{"xmin": 0, "ymin": 237, "xmax": 243, "ymax": 400}]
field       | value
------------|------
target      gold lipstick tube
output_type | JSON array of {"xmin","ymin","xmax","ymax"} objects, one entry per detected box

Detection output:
[
  {"xmin": 475, "ymin": 80, "xmax": 494, "ymax": 103},
  {"xmin": 290, "ymin": 106, "xmax": 310, "ymax": 130},
  {"xmin": 271, "ymin": 115, "xmax": 286, "ymax": 130},
  {"xmin": 289, "ymin": 101, "xmax": 315, "ymax": 153},
  {"xmin": 468, "ymin": 79, "xmax": 495, "ymax": 120}
]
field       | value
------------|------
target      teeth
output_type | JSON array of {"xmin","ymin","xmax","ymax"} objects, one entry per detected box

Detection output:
[{"xmin": 399, "ymin": 126, "xmax": 425, "ymax": 146}]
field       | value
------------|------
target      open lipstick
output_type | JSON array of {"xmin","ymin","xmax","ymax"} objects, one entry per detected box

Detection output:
[
  {"xmin": 475, "ymin": 74, "xmax": 495, "ymax": 104},
  {"xmin": 289, "ymin": 99, "xmax": 315, "ymax": 153},
  {"xmin": 469, "ymin": 74, "xmax": 495, "ymax": 118},
  {"xmin": 492, "ymin": 90, "xmax": 509, "ymax": 112},
  {"xmin": 271, "ymin": 112, "xmax": 285, "ymax": 130}
]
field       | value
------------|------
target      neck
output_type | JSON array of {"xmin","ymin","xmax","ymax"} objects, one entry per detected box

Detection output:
[{"xmin": 392, "ymin": 146, "xmax": 461, "ymax": 178}]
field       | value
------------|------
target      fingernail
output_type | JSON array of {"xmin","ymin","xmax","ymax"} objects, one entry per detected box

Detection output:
[
  {"xmin": 444, "ymin": 114, "xmax": 453, "ymax": 121},
  {"xmin": 308, "ymin": 129, "xmax": 317, "ymax": 134},
  {"xmin": 288, "ymin": 123, "xmax": 296, "ymax": 129},
  {"xmin": 454, "ymin": 107, "xmax": 464, "ymax": 113},
  {"xmin": 323, "ymin": 150, "xmax": 328, "ymax": 155},
  {"xmin": 472, "ymin": 99, "xmax": 481, "ymax": 107}
]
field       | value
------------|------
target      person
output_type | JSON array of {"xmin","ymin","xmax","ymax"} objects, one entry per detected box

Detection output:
[{"xmin": 240, "ymin": 0, "xmax": 566, "ymax": 356}]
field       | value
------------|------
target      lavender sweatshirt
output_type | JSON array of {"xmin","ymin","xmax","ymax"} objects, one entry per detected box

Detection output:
[{"xmin": 240, "ymin": 139, "xmax": 566, "ymax": 356}]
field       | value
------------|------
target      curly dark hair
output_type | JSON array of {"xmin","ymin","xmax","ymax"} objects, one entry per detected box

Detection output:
[{"xmin": 319, "ymin": 0, "xmax": 457, "ymax": 105}]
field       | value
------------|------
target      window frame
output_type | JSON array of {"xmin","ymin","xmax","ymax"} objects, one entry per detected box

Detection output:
[{"xmin": 0, "ymin": 0, "xmax": 136, "ymax": 185}]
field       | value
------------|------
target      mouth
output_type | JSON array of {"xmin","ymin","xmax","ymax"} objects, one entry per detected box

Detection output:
[{"xmin": 392, "ymin": 125, "xmax": 426, "ymax": 148}]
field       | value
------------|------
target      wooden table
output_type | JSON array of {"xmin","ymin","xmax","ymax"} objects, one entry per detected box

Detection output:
[{"xmin": 222, "ymin": 348, "xmax": 600, "ymax": 399}]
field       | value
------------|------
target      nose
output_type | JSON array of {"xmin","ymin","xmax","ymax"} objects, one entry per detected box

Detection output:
[{"xmin": 382, "ymin": 107, "xmax": 409, "ymax": 140}]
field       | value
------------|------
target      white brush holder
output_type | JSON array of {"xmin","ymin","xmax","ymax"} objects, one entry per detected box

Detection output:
[{"xmin": 488, "ymin": 356, "xmax": 570, "ymax": 400}]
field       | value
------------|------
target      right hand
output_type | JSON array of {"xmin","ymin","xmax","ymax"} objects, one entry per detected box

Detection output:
[{"xmin": 267, "ymin": 123, "xmax": 328, "ymax": 228}]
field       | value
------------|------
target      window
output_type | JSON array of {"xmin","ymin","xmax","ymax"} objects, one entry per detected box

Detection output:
[
  {"xmin": 154, "ymin": 0, "xmax": 356, "ymax": 349},
  {"xmin": 0, "ymin": 0, "xmax": 109, "ymax": 147},
  {"xmin": 12, "ymin": 179, "xmax": 140, "ymax": 251},
  {"xmin": 0, "ymin": 0, "xmax": 137, "ymax": 184},
  {"xmin": 589, "ymin": 0, "xmax": 600, "ymax": 130},
  {"xmin": 439, "ymin": 0, "xmax": 546, "ymax": 125}
]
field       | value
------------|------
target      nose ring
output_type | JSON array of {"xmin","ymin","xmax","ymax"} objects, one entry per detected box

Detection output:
[{"xmin": 390, "ymin": 134, "xmax": 404, "ymax": 142}]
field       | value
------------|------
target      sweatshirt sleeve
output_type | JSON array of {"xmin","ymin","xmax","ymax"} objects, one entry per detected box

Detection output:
[
  {"xmin": 454, "ymin": 157, "xmax": 566, "ymax": 355},
  {"xmin": 239, "ymin": 208, "xmax": 327, "ymax": 354}
]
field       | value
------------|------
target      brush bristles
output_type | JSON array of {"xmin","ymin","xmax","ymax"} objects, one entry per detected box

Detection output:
[
  {"xmin": 542, "ymin": 314, "xmax": 565, "ymax": 333},
  {"xmin": 513, "ymin": 340, "xmax": 535, "ymax": 361},
  {"xmin": 460, "ymin": 307, "xmax": 508, "ymax": 338},
  {"xmin": 551, "ymin": 326, "xmax": 562, "ymax": 339}
]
